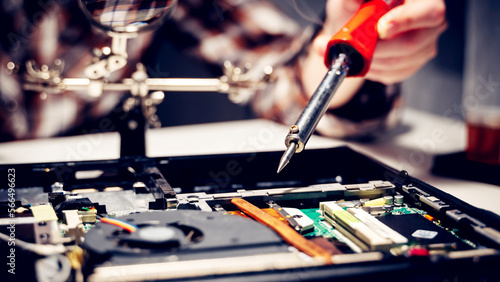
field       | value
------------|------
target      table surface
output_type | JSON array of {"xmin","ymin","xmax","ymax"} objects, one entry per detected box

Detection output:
[{"xmin": 1, "ymin": 108, "xmax": 499, "ymax": 215}]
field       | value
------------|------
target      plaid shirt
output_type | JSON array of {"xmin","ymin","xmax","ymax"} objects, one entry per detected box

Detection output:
[{"xmin": 0, "ymin": 0, "xmax": 400, "ymax": 142}]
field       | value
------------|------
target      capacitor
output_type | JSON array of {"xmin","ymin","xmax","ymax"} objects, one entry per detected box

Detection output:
[
  {"xmin": 394, "ymin": 195, "xmax": 404, "ymax": 206},
  {"xmin": 384, "ymin": 196, "xmax": 394, "ymax": 205}
]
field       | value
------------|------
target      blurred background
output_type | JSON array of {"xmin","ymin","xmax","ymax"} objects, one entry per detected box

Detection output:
[
  {"xmin": 0, "ymin": 0, "xmax": 468, "ymax": 139},
  {"xmin": 148, "ymin": 0, "xmax": 466, "ymax": 128}
]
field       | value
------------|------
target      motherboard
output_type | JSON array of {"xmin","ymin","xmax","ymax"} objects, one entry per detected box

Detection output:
[{"xmin": 1, "ymin": 147, "xmax": 500, "ymax": 281}]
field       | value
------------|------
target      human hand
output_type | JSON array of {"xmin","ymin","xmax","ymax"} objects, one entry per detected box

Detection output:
[
  {"xmin": 302, "ymin": 0, "xmax": 447, "ymax": 108},
  {"xmin": 371, "ymin": 0, "xmax": 447, "ymax": 84}
]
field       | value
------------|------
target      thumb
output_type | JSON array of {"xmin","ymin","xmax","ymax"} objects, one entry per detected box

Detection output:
[{"xmin": 378, "ymin": 0, "xmax": 446, "ymax": 39}]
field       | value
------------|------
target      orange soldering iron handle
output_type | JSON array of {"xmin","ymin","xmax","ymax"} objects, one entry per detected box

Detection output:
[{"xmin": 324, "ymin": 0, "xmax": 401, "ymax": 77}]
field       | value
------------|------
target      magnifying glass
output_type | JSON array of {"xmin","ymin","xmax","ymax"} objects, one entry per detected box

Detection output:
[{"xmin": 79, "ymin": 0, "xmax": 177, "ymax": 33}]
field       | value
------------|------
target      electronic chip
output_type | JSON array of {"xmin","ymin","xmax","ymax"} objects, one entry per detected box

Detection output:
[{"xmin": 377, "ymin": 214, "xmax": 470, "ymax": 249}]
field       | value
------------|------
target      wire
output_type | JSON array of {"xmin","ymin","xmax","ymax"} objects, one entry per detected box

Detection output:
[
  {"xmin": 0, "ymin": 232, "xmax": 66, "ymax": 256},
  {"xmin": 99, "ymin": 217, "xmax": 138, "ymax": 233},
  {"xmin": 231, "ymin": 198, "xmax": 332, "ymax": 264}
]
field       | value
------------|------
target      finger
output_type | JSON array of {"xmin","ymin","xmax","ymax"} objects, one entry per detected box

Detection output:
[
  {"xmin": 326, "ymin": 0, "xmax": 364, "ymax": 14},
  {"xmin": 369, "ymin": 39, "xmax": 438, "ymax": 71},
  {"xmin": 323, "ymin": 0, "xmax": 364, "ymax": 35},
  {"xmin": 338, "ymin": 0, "xmax": 364, "ymax": 14},
  {"xmin": 311, "ymin": 34, "xmax": 331, "ymax": 58},
  {"xmin": 378, "ymin": 0, "xmax": 446, "ymax": 39},
  {"xmin": 366, "ymin": 42, "xmax": 436, "ymax": 85},
  {"xmin": 374, "ymin": 21, "xmax": 447, "ymax": 58},
  {"xmin": 365, "ymin": 64, "xmax": 422, "ymax": 85},
  {"xmin": 316, "ymin": 0, "xmax": 364, "ymax": 55},
  {"xmin": 314, "ymin": 21, "xmax": 445, "ymax": 60}
]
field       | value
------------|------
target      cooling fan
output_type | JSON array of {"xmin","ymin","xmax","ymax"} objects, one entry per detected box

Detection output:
[{"xmin": 84, "ymin": 210, "xmax": 290, "ymax": 266}]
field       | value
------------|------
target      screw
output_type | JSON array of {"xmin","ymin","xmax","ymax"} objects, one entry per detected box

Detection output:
[
  {"xmin": 264, "ymin": 65, "xmax": 273, "ymax": 75},
  {"xmin": 51, "ymin": 182, "xmax": 64, "ymax": 192},
  {"xmin": 128, "ymin": 120, "xmax": 138, "ymax": 130},
  {"xmin": 289, "ymin": 125, "xmax": 299, "ymax": 133},
  {"xmin": 7, "ymin": 62, "xmax": 16, "ymax": 70}
]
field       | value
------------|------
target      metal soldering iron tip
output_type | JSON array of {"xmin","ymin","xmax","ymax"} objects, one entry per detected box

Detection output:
[{"xmin": 277, "ymin": 143, "xmax": 296, "ymax": 173}]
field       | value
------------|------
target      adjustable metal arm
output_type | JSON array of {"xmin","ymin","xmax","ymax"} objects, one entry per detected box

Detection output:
[
  {"xmin": 19, "ymin": 60, "xmax": 272, "ymax": 102},
  {"xmin": 7, "ymin": 32, "xmax": 274, "ymax": 158},
  {"xmin": 23, "ymin": 76, "xmax": 225, "ymax": 94}
]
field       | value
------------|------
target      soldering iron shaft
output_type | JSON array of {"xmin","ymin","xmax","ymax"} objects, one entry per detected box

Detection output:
[{"xmin": 277, "ymin": 53, "xmax": 350, "ymax": 173}]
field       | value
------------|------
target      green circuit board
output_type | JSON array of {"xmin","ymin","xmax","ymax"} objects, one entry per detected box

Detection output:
[
  {"xmin": 301, "ymin": 208, "xmax": 337, "ymax": 238},
  {"xmin": 300, "ymin": 204, "xmax": 427, "ymax": 239}
]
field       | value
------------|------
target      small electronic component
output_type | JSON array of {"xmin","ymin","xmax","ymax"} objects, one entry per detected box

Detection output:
[
  {"xmin": 78, "ymin": 208, "xmax": 97, "ymax": 223},
  {"xmin": 267, "ymin": 201, "xmax": 314, "ymax": 234},
  {"xmin": 63, "ymin": 210, "xmax": 81, "ymax": 227},
  {"xmin": 320, "ymin": 202, "xmax": 407, "ymax": 251},
  {"xmin": 363, "ymin": 197, "xmax": 386, "ymax": 207},
  {"xmin": 29, "ymin": 204, "xmax": 64, "ymax": 245},
  {"xmin": 347, "ymin": 208, "xmax": 407, "ymax": 244},
  {"xmin": 34, "ymin": 220, "xmax": 63, "ymax": 244},
  {"xmin": 383, "ymin": 196, "xmax": 393, "ymax": 205},
  {"xmin": 30, "ymin": 204, "xmax": 58, "ymax": 222},
  {"xmin": 377, "ymin": 214, "xmax": 470, "ymax": 249},
  {"xmin": 363, "ymin": 196, "xmax": 393, "ymax": 207},
  {"xmin": 282, "ymin": 208, "xmax": 314, "ymax": 234},
  {"xmin": 321, "ymin": 201, "xmax": 390, "ymax": 250},
  {"xmin": 394, "ymin": 195, "xmax": 404, "ymax": 206},
  {"xmin": 424, "ymin": 214, "xmax": 435, "ymax": 221},
  {"xmin": 62, "ymin": 210, "xmax": 86, "ymax": 244}
]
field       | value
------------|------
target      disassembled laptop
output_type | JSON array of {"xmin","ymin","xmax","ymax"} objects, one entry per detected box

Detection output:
[{"xmin": 2, "ymin": 1, "xmax": 500, "ymax": 281}]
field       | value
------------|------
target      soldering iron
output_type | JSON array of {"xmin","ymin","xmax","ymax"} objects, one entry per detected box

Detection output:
[{"xmin": 278, "ymin": 0, "xmax": 401, "ymax": 173}]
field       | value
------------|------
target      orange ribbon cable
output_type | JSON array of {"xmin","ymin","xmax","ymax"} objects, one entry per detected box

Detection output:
[{"xmin": 231, "ymin": 198, "xmax": 332, "ymax": 264}]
